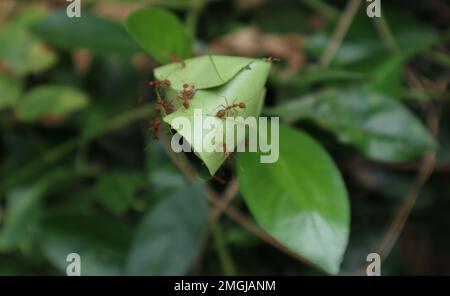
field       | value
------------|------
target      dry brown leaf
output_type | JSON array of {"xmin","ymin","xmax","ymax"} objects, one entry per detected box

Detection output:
[{"xmin": 208, "ymin": 26, "xmax": 307, "ymax": 73}]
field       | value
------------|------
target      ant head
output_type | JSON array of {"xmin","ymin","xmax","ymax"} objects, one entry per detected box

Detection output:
[
  {"xmin": 265, "ymin": 56, "xmax": 281, "ymax": 63},
  {"xmin": 183, "ymin": 83, "xmax": 189, "ymax": 89},
  {"xmin": 238, "ymin": 102, "xmax": 246, "ymax": 108}
]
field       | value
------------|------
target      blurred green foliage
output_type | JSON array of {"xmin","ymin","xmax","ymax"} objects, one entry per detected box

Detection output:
[{"xmin": 0, "ymin": 0, "xmax": 448, "ymax": 276}]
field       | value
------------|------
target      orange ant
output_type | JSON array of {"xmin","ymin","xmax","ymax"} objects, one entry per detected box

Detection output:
[
  {"xmin": 148, "ymin": 79, "xmax": 171, "ymax": 88},
  {"xmin": 216, "ymin": 99, "xmax": 246, "ymax": 119},
  {"xmin": 177, "ymin": 83, "xmax": 196, "ymax": 109},
  {"xmin": 150, "ymin": 117, "xmax": 161, "ymax": 139},
  {"xmin": 156, "ymin": 100, "xmax": 174, "ymax": 113},
  {"xmin": 170, "ymin": 55, "xmax": 186, "ymax": 68},
  {"xmin": 219, "ymin": 142, "xmax": 233, "ymax": 166}
]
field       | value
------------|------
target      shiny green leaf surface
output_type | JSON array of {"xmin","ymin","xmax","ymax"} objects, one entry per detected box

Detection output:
[{"xmin": 237, "ymin": 124, "xmax": 350, "ymax": 274}]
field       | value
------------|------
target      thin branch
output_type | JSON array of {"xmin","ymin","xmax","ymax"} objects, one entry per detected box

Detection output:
[
  {"xmin": 158, "ymin": 131, "xmax": 197, "ymax": 182},
  {"xmin": 209, "ymin": 178, "xmax": 239, "ymax": 221},
  {"xmin": 373, "ymin": 13, "xmax": 399, "ymax": 53},
  {"xmin": 319, "ymin": 0, "xmax": 362, "ymax": 68},
  {"xmin": 0, "ymin": 105, "xmax": 154, "ymax": 194},
  {"xmin": 204, "ymin": 187, "xmax": 325, "ymax": 273},
  {"xmin": 301, "ymin": 0, "xmax": 339, "ymax": 20},
  {"xmin": 374, "ymin": 70, "xmax": 439, "ymax": 264},
  {"xmin": 210, "ymin": 221, "xmax": 237, "ymax": 275},
  {"xmin": 185, "ymin": 0, "xmax": 207, "ymax": 38}
]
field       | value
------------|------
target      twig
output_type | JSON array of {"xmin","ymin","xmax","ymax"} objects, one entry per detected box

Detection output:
[
  {"xmin": 0, "ymin": 105, "xmax": 154, "ymax": 194},
  {"xmin": 210, "ymin": 221, "xmax": 237, "ymax": 275},
  {"xmin": 158, "ymin": 131, "xmax": 197, "ymax": 182},
  {"xmin": 372, "ymin": 13, "xmax": 399, "ymax": 53},
  {"xmin": 425, "ymin": 50, "xmax": 450, "ymax": 69},
  {"xmin": 204, "ymin": 187, "xmax": 325, "ymax": 273},
  {"xmin": 209, "ymin": 178, "xmax": 239, "ymax": 221},
  {"xmin": 374, "ymin": 70, "xmax": 439, "ymax": 265},
  {"xmin": 301, "ymin": 0, "xmax": 339, "ymax": 20},
  {"xmin": 185, "ymin": 0, "xmax": 206, "ymax": 38},
  {"xmin": 319, "ymin": 0, "xmax": 362, "ymax": 68}
]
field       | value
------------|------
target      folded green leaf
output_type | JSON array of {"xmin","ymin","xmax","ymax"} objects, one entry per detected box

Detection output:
[
  {"xmin": 237, "ymin": 124, "xmax": 350, "ymax": 274},
  {"xmin": 266, "ymin": 88, "xmax": 437, "ymax": 162},
  {"xmin": 155, "ymin": 55, "xmax": 256, "ymax": 90},
  {"xmin": 158, "ymin": 55, "xmax": 271, "ymax": 175}
]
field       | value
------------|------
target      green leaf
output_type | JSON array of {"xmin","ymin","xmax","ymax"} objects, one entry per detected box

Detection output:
[
  {"xmin": 15, "ymin": 85, "xmax": 88, "ymax": 121},
  {"xmin": 160, "ymin": 55, "xmax": 271, "ymax": 175},
  {"xmin": 0, "ymin": 74, "xmax": 21, "ymax": 110},
  {"xmin": 296, "ymin": 67, "xmax": 369, "ymax": 89},
  {"xmin": 237, "ymin": 124, "xmax": 350, "ymax": 274},
  {"xmin": 94, "ymin": 171, "xmax": 144, "ymax": 215},
  {"xmin": 266, "ymin": 88, "xmax": 437, "ymax": 162},
  {"xmin": 125, "ymin": 182, "xmax": 209, "ymax": 275},
  {"xmin": 364, "ymin": 54, "xmax": 405, "ymax": 96},
  {"xmin": 146, "ymin": 141, "xmax": 186, "ymax": 195},
  {"xmin": 306, "ymin": 9, "xmax": 437, "ymax": 66},
  {"xmin": 0, "ymin": 169, "xmax": 76, "ymax": 252},
  {"xmin": 155, "ymin": 55, "xmax": 256, "ymax": 90},
  {"xmin": 125, "ymin": 8, "xmax": 192, "ymax": 64},
  {"xmin": 0, "ymin": 187, "xmax": 43, "ymax": 253},
  {"xmin": 0, "ymin": 19, "xmax": 56, "ymax": 77},
  {"xmin": 32, "ymin": 10, "xmax": 140, "ymax": 56},
  {"xmin": 38, "ymin": 210, "xmax": 132, "ymax": 276}
]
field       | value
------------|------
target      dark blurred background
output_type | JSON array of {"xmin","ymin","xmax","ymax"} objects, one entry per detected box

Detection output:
[{"xmin": 0, "ymin": 0, "xmax": 449, "ymax": 275}]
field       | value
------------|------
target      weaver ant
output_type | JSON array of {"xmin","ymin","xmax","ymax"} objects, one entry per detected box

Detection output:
[
  {"xmin": 156, "ymin": 100, "xmax": 174, "ymax": 114},
  {"xmin": 177, "ymin": 83, "xmax": 196, "ymax": 109},
  {"xmin": 148, "ymin": 79, "xmax": 171, "ymax": 88},
  {"xmin": 216, "ymin": 98, "xmax": 246, "ymax": 119},
  {"xmin": 170, "ymin": 54, "xmax": 186, "ymax": 68},
  {"xmin": 150, "ymin": 117, "xmax": 161, "ymax": 139},
  {"xmin": 217, "ymin": 142, "xmax": 233, "ymax": 167},
  {"xmin": 264, "ymin": 56, "xmax": 281, "ymax": 63}
]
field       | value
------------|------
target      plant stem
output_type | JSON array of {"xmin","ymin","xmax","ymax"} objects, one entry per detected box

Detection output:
[
  {"xmin": 373, "ymin": 13, "xmax": 399, "ymax": 53},
  {"xmin": 0, "ymin": 105, "xmax": 154, "ymax": 194},
  {"xmin": 210, "ymin": 221, "xmax": 237, "ymax": 275},
  {"xmin": 425, "ymin": 50, "xmax": 450, "ymax": 69},
  {"xmin": 301, "ymin": 0, "xmax": 339, "ymax": 20},
  {"xmin": 204, "ymin": 187, "xmax": 326, "ymax": 273},
  {"xmin": 186, "ymin": 0, "xmax": 206, "ymax": 38},
  {"xmin": 319, "ymin": 0, "xmax": 362, "ymax": 68},
  {"xmin": 359, "ymin": 71, "xmax": 440, "ymax": 275}
]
